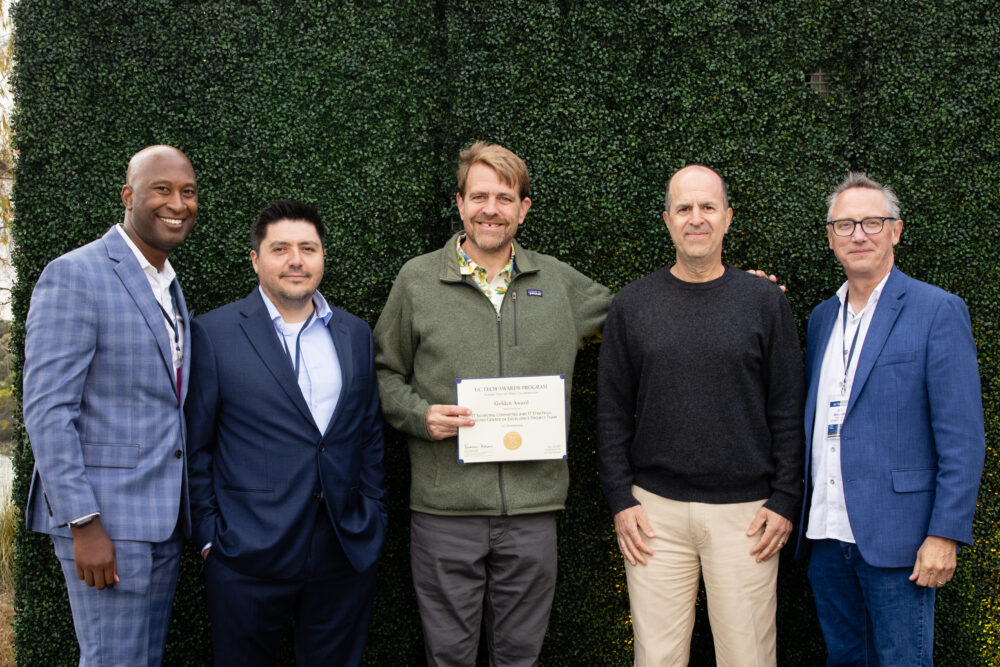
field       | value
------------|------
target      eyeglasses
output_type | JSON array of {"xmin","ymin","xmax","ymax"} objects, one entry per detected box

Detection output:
[{"xmin": 827, "ymin": 217, "xmax": 896, "ymax": 237}]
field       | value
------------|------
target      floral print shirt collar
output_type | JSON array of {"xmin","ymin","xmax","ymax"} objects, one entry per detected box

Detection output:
[{"xmin": 457, "ymin": 234, "xmax": 514, "ymax": 313}]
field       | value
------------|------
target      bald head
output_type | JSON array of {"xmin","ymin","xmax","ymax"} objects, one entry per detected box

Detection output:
[
  {"xmin": 125, "ymin": 145, "xmax": 193, "ymax": 185},
  {"xmin": 665, "ymin": 164, "xmax": 729, "ymax": 213}
]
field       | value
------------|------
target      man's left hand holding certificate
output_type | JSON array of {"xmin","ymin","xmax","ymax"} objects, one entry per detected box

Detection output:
[{"xmin": 456, "ymin": 375, "xmax": 567, "ymax": 463}]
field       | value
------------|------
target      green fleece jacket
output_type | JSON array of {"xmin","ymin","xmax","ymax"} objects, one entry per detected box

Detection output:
[{"xmin": 374, "ymin": 233, "xmax": 611, "ymax": 516}]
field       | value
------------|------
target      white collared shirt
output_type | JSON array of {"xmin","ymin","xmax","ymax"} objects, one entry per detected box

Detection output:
[
  {"xmin": 115, "ymin": 224, "xmax": 183, "ymax": 369},
  {"xmin": 259, "ymin": 287, "xmax": 343, "ymax": 434},
  {"xmin": 806, "ymin": 271, "xmax": 892, "ymax": 542}
]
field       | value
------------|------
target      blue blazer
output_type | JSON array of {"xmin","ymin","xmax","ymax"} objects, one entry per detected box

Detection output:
[
  {"xmin": 23, "ymin": 227, "xmax": 191, "ymax": 542},
  {"xmin": 185, "ymin": 289, "xmax": 386, "ymax": 578},
  {"xmin": 796, "ymin": 267, "xmax": 985, "ymax": 567}
]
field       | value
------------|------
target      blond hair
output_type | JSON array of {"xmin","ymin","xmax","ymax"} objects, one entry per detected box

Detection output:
[{"xmin": 456, "ymin": 141, "xmax": 530, "ymax": 200}]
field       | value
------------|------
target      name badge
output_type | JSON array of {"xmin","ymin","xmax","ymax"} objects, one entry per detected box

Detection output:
[{"xmin": 825, "ymin": 395, "xmax": 847, "ymax": 438}]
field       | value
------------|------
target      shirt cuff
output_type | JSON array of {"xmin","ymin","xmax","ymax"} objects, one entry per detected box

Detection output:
[{"xmin": 67, "ymin": 512, "xmax": 100, "ymax": 527}]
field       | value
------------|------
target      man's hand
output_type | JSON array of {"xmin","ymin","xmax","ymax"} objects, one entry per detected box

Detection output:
[
  {"xmin": 746, "ymin": 507, "xmax": 792, "ymax": 563},
  {"xmin": 613, "ymin": 505, "xmax": 656, "ymax": 566},
  {"xmin": 201, "ymin": 546, "xmax": 211, "ymax": 560},
  {"xmin": 425, "ymin": 404, "xmax": 475, "ymax": 440},
  {"xmin": 909, "ymin": 535, "xmax": 957, "ymax": 588},
  {"xmin": 70, "ymin": 517, "xmax": 118, "ymax": 589},
  {"xmin": 745, "ymin": 269, "xmax": 787, "ymax": 293}
]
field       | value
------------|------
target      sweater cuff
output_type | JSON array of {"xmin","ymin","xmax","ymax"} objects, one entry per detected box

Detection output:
[
  {"xmin": 606, "ymin": 486, "xmax": 640, "ymax": 516},
  {"xmin": 763, "ymin": 490, "xmax": 799, "ymax": 522}
]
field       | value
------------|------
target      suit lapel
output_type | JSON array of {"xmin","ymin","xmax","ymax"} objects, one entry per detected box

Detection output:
[
  {"xmin": 104, "ymin": 228, "xmax": 175, "ymax": 378},
  {"xmin": 172, "ymin": 280, "xmax": 191, "ymax": 404},
  {"xmin": 804, "ymin": 297, "xmax": 839, "ymax": 447},
  {"xmin": 846, "ymin": 267, "xmax": 906, "ymax": 418},
  {"xmin": 322, "ymin": 312, "xmax": 354, "ymax": 438},
  {"xmin": 238, "ymin": 290, "xmax": 319, "ymax": 431}
]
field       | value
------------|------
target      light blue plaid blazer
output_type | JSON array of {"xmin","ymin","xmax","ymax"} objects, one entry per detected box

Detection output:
[{"xmin": 23, "ymin": 226, "xmax": 191, "ymax": 542}]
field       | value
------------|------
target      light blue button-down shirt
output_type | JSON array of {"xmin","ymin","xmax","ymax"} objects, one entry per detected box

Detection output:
[{"xmin": 259, "ymin": 286, "xmax": 343, "ymax": 434}]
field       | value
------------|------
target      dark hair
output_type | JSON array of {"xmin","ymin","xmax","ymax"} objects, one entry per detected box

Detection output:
[{"xmin": 250, "ymin": 199, "xmax": 326, "ymax": 251}]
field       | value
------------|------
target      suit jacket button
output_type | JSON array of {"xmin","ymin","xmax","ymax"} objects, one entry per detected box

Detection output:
[
  {"xmin": 313, "ymin": 491, "xmax": 323, "ymax": 499},
  {"xmin": 318, "ymin": 445, "xmax": 326, "ymax": 452},
  {"xmin": 174, "ymin": 450, "xmax": 182, "ymax": 459}
]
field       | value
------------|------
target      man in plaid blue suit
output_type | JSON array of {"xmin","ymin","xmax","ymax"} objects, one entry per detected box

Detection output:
[{"xmin": 23, "ymin": 145, "xmax": 197, "ymax": 666}]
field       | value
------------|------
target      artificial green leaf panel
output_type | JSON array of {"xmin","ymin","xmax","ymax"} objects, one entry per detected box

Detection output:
[{"xmin": 10, "ymin": 1, "xmax": 998, "ymax": 664}]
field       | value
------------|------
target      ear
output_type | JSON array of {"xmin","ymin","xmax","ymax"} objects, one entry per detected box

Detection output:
[
  {"xmin": 890, "ymin": 219, "xmax": 903, "ymax": 246},
  {"xmin": 723, "ymin": 207, "xmax": 733, "ymax": 233},
  {"xmin": 517, "ymin": 197, "xmax": 532, "ymax": 224},
  {"xmin": 662, "ymin": 210, "xmax": 670, "ymax": 228},
  {"xmin": 250, "ymin": 249, "xmax": 260, "ymax": 274},
  {"xmin": 121, "ymin": 184, "xmax": 133, "ymax": 209},
  {"xmin": 456, "ymin": 191, "xmax": 464, "ymax": 209}
]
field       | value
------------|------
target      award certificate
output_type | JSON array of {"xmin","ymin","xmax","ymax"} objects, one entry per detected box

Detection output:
[{"xmin": 456, "ymin": 375, "xmax": 567, "ymax": 463}]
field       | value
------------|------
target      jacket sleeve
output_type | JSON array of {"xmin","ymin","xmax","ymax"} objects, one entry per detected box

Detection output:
[
  {"xmin": 373, "ymin": 267, "xmax": 432, "ymax": 439},
  {"xmin": 184, "ymin": 318, "xmax": 222, "ymax": 549},
  {"xmin": 22, "ymin": 258, "xmax": 100, "ymax": 526},
  {"xmin": 358, "ymin": 327, "xmax": 387, "ymax": 513},
  {"xmin": 595, "ymin": 297, "xmax": 641, "ymax": 515},
  {"xmin": 924, "ymin": 294, "xmax": 985, "ymax": 545},
  {"xmin": 761, "ymin": 288, "xmax": 806, "ymax": 521},
  {"xmin": 565, "ymin": 264, "xmax": 612, "ymax": 344}
]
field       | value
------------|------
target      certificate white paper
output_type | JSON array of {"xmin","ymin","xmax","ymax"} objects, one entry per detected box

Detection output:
[{"xmin": 456, "ymin": 375, "xmax": 567, "ymax": 463}]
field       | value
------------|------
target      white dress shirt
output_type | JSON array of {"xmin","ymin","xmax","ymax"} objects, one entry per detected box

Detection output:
[{"xmin": 806, "ymin": 271, "xmax": 892, "ymax": 542}]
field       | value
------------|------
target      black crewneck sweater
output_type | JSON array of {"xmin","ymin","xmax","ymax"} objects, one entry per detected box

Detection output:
[{"xmin": 596, "ymin": 264, "xmax": 805, "ymax": 520}]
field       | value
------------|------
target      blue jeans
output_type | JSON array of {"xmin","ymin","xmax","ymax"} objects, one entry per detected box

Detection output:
[{"xmin": 808, "ymin": 539, "xmax": 935, "ymax": 666}]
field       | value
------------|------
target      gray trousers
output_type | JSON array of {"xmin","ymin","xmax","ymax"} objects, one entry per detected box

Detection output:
[{"xmin": 410, "ymin": 511, "xmax": 558, "ymax": 667}]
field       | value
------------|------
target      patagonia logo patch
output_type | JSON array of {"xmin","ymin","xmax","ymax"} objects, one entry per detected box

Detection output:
[{"xmin": 526, "ymin": 289, "xmax": 543, "ymax": 297}]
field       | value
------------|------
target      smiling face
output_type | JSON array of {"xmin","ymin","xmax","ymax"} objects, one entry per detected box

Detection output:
[
  {"xmin": 456, "ymin": 162, "xmax": 531, "ymax": 265},
  {"xmin": 662, "ymin": 166, "xmax": 732, "ymax": 278},
  {"xmin": 250, "ymin": 219, "xmax": 325, "ymax": 318},
  {"xmin": 121, "ymin": 146, "xmax": 198, "ymax": 269},
  {"xmin": 827, "ymin": 187, "xmax": 902, "ymax": 283}
]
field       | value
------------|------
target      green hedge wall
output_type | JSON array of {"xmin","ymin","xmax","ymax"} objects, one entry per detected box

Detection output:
[{"xmin": 10, "ymin": 1, "xmax": 998, "ymax": 664}]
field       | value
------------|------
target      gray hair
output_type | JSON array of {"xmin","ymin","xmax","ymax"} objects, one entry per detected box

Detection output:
[
  {"xmin": 664, "ymin": 164, "xmax": 729, "ymax": 212},
  {"xmin": 826, "ymin": 172, "xmax": 901, "ymax": 220}
]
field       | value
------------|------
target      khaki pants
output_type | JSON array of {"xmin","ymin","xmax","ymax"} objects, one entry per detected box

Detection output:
[{"xmin": 625, "ymin": 486, "xmax": 778, "ymax": 667}]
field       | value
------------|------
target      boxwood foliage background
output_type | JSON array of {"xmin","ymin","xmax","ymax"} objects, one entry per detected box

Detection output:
[{"xmin": 9, "ymin": 0, "xmax": 998, "ymax": 664}]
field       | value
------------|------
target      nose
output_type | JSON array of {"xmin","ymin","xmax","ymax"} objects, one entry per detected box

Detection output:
[
  {"xmin": 166, "ymin": 188, "xmax": 185, "ymax": 213},
  {"xmin": 690, "ymin": 205, "xmax": 705, "ymax": 224},
  {"xmin": 483, "ymin": 195, "xmax": 499, "ymax": 216},
  {"xmin": 850, "ymin": 221, "xmax": 868, "ymax": 241}
]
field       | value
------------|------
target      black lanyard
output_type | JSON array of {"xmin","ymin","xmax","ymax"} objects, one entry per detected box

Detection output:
[
  {"xmin": 157, "ymin": 294, "xmax": 181, "ymax": 361},
  {"xmin": 157, "ymin": 293, "xmax": 182, "ymax": 407},
  {"xmin": 840, "ymin": 294, "xmax": 862, "ymax": 395},
  {"xmin": 280, "ymin": 311, "xmax": 315, "ymax": 378}
]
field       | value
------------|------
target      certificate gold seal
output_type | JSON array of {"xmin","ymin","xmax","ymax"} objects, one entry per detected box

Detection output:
[{"xmin": 503, "ymin": 432, "xmax": 523, "ymax": 451}]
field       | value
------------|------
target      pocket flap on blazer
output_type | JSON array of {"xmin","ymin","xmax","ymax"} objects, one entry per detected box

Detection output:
[
  {"xmin": 81, "ymin": 443, "xmax": 140, "ymax": 469},
  {"xmin": 874, "ymin": 351, "xmax": 915, "ymax": 366},
  {"xmin": 891, "ymin": 468, "xmax": 936, "ymax": 493}
]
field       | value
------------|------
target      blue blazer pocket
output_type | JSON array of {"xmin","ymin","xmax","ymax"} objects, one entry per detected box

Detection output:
[
  {"xmin": 891, "ymin": 468, "xmax": 936, "ymax": 493},
  {"xmin": 81, "ymin": 443, "xmax": 139, "ymax": 468},
  {"xmin": 874, "ymin": 351, "xmax": 915, "ymax": 366}
]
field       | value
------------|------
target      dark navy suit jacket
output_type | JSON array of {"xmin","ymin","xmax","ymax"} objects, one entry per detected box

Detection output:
[
  {"xmin": 796, "ymin": 267, "xmax": 984, "ymax": 567},
  {"xmin": 186, "ymin": 289, "xmax": 386, "ymax": 578}
]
